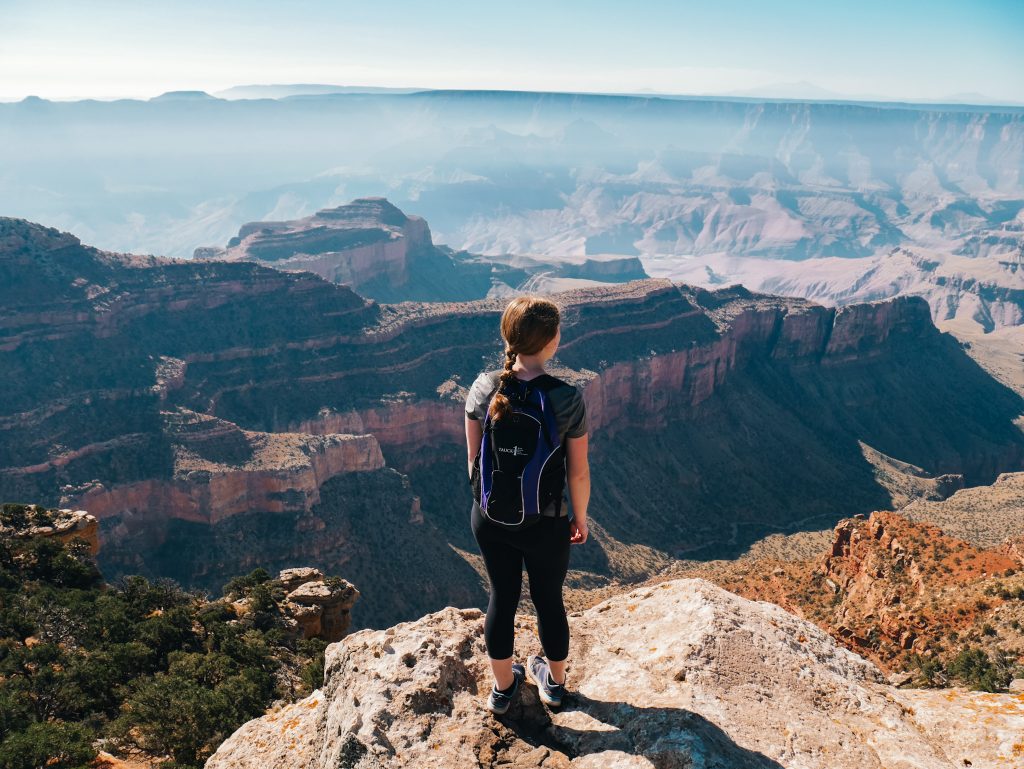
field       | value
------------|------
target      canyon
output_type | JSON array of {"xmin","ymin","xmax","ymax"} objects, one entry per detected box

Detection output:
[
  {"xmin": 2, "ymin": 215, "xmax": 1023, "ymax": 629},
  {"xmin": 3, "ymin": 92, "xmax": 1021, "ymax": 266},
  {"xmin": 3, "ymin": 91, "xmax": 1021, "ymax": 346}
]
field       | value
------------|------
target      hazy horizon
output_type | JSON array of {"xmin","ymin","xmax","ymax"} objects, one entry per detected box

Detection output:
[
  {"xmin": 2, "ymin": 82, "xmax": 1022, "ymax": 108},
  {"xmin": 3, "ymin": 0, "xmax": 1022, "ymax": 104}
]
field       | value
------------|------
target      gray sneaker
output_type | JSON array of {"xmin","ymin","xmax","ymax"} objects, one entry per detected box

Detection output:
[
  {"xmin": 527, "ymin": 654, "xmax": 566, "ymax": 707},
  {"xmin": 486, "ymin": 663, "xmax": 525, "ymax": 715}
]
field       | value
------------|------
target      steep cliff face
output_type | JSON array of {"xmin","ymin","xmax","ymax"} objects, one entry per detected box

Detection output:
[
  {"xmin": 205, "ymin": 577, "xmax": 1024, "ymax": 769},
  {"xmin": 202, "ymin": 197, "xmax": 651, "ymax": 302},
  {"xmin": 2, "ymin": 217, "xmax": 1023, "ymax": 628},
  {"xmin": 208, "ymin": 197, "xmax": 485, "ymax": 301},
  {"xmin": 68, "ymin": 414, "xmax": 385, "ymax": 527},
  {"xmin": 652, "ymin": 473, "xmax": 1024, "ymax": 676}
]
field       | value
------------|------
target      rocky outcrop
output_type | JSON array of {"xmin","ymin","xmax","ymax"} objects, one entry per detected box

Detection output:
[
  {"xmin": 654, "ymin": 482, "xmax": 1024, "ymax": 676},
  {"xmin": 819, "ymin": 510, "xmax": 1019, "ymax": 658},
  {"xmin": 1000, "ymin": 534, "xmax": 1024, "ymax": 566},
  {"xmin": 206, "ymin": 577, "xmax": 1024, "ymax": 769},
  {"xmin": 203, "ymin": 197, "xmax": 651, "ymax": 302},
  {"xmin": 276, "ymin": 568, "xmax": 360, "ymax": 642},
  {"xmin": 211, "ymin": 198, "xmax": 453, "ymax": 299},
  {"xmin": 0, "ymin": 504, "xmax": 99, "ymax": 554},
  {"xmin": 65, "ymin": 427, "xmax": 384, "ymax": 526}
]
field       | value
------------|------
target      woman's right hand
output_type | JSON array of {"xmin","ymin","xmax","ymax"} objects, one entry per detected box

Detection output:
[{"xmin": 569, "ymin": 515, "xmax": 588, "ymax": 544}]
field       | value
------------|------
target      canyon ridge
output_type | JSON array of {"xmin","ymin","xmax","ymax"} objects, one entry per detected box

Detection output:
[{"xmin": 2, "ymin": 214, "xmax": 1023, "ymax": 629}]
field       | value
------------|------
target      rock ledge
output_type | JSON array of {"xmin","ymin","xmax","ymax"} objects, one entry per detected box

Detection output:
[{"xmin": 206, "ymin": 577, "xmax": 1024, "ymax": 768}]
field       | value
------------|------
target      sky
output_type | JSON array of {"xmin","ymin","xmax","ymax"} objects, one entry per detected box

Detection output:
[{"xmin": 1, "ymin": 0, "xmax": 1022, "ymax": 104}]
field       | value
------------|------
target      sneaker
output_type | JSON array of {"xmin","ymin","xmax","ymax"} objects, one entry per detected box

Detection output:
[
  {"xmin": 486, "ymin": 663, "xmax": 525, "ymax": 715},
  {"xmin": 527, "ymin": 654, "xmax": 566, "ymax": 707}
]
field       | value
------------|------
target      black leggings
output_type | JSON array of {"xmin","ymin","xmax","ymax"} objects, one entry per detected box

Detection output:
[{"xmin": 471, "ymin": 500, "xmax": 571, "ymax": 661}]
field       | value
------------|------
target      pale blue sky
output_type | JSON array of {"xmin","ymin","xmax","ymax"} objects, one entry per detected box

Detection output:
[{"xmin": 2, "ymin": 0, "xmax": 1021, "ymax": 103}]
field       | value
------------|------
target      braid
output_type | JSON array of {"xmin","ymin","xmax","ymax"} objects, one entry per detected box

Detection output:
[
  {"xmin": 489, "ymin": 347, "xmax": 518, "ymax": 420},
  {"xmin": 488, "ymin": 294, "xmax": 560, "ymax": 421}
]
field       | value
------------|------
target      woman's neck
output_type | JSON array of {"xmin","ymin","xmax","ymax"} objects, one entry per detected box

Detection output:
[{"xmin": 511, "ymin": 355, "xmax": 546, "ymax": 379}]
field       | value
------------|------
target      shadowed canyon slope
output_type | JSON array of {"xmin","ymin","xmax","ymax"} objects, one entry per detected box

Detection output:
[
  {"xmin": 206, "ymin": 577, "xmax": 1024, "ymax": 769},
  {"xmin": 2, "ymin": 216, "xmax": 1023, "ymax": 628}
]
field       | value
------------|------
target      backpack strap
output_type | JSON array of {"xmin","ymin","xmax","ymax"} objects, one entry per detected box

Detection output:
[
  {"xmin": 522, "ymin": 375, "xmax": 561, "ymax": 449},
  {"xmin": 526, "ymin": 375, "xmax": 566, "ymax": 517}
]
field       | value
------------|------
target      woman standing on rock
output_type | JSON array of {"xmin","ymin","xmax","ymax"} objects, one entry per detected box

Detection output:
[{"xmin": 464, "ymin": 295, "xmax": 590, "ymax": 714}]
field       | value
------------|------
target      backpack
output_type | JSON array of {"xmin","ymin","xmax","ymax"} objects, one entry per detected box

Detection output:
[{"xmin": 471, "ymin": 373, "xmax": 565, "ymax": 529}]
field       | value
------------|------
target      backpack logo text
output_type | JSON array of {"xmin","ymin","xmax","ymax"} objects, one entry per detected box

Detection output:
[{"xmin": 496, "ymin": 445, "xmax": 527, "ymax": 456}]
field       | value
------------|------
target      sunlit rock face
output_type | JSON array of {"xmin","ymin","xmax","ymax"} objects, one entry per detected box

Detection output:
[
  {"xmin": 203, "ymin": 196, "xmax": 651, "ymax": 302},
  {"xmin": 206, "ymin": 577, "xmax": 1024, "ymax": 769}
]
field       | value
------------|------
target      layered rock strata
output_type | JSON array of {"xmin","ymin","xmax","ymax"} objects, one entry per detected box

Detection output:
[
  {"xmin": 3, "ymin": 217, "xmax": 1024, "ymax": 626},
  {"xmin": 202, "ymin": 197, "xmax": 650, "ymax": 302}
]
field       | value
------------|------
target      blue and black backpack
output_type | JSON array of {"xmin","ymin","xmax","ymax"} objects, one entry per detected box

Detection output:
[{"xmin": 471, "ymin": 373, "xmax": 565, "ymax": 529}]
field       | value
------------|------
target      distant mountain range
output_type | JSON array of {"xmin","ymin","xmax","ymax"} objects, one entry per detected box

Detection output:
[
  {"xmin": 213, "ymin": 84, "xmax": 431, "ymax": 99},
  {"xmin": 2, "ymin": 89, "xmax": 1019, "ymax": 262},
  {"xmin": 2, "ymin": 87, "xmax": 1021, "ymax": 376}
]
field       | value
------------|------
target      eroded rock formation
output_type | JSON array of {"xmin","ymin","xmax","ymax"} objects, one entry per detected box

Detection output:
[
  {"xmin": 0, "ymin": 504, "xmax": 99, "ymax": 555},
  {"xmin": 651, "ymin": 475, "xmax": 1024, "ymax": 675},
  {"xmin": 205, "ymin": 577, "xmax": 1024, "ymax": 769},
  {"xmin": 819, "ymin": 510, "xmax": 1020, "ymax": 660},
  {"xmin": 67, "ymin": 416, "xmax": 384, "ymax": 527},
  {"xmin": 202, "ymin": 197, "xmax": 649, "ymax": 302},
  {"xmin": 274, "ymin": 567, "xmax": 360, "ymax": 643}
]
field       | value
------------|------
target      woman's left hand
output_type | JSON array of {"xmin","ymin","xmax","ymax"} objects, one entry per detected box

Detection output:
[{"xmin": 569, "ymin": 516, "xmax": 588, "ymax": 544}]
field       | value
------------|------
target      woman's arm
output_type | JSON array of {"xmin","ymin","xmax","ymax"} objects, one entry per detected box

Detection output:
[
  {"xmin": 465, "ymin": 413, "xmax": 483, "ymax": 479},
  {"xmin": 565, "ymin": 432, "xmax": 590, "ymax": 543}
]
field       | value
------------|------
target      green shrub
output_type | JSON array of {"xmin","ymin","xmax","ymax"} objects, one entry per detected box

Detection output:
[
  {"xmin": 0, "ymin": 513, "xmax": 337, "ymax": 768},
  {"xmin": 0, "ymin": 720, "xmax": 94, "ymax": 769},
  {"xmin": 906, "ymin": 652, "xmax": 945, "ymax": 687},
  {"xmin": 947, "ymin": 646, "xmax": 1013, "ymax": 692}
]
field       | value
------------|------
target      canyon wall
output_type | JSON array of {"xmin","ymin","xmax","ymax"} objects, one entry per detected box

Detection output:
[
  {"xmin": 2, "ymin": 216, "xmax": 1023, "ymax": 627},
  {"xmin": 70, "ymin": 431, "xmax": 384, "ymax": 526},
  {"xmin": 203, "ymin": 196, "xmax": 653, "ymax": 303}
]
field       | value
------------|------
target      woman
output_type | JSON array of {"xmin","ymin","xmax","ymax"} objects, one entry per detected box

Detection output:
[{"xmin": 464, "ymin": 295, "xmax": 590, "ymax": 715}]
